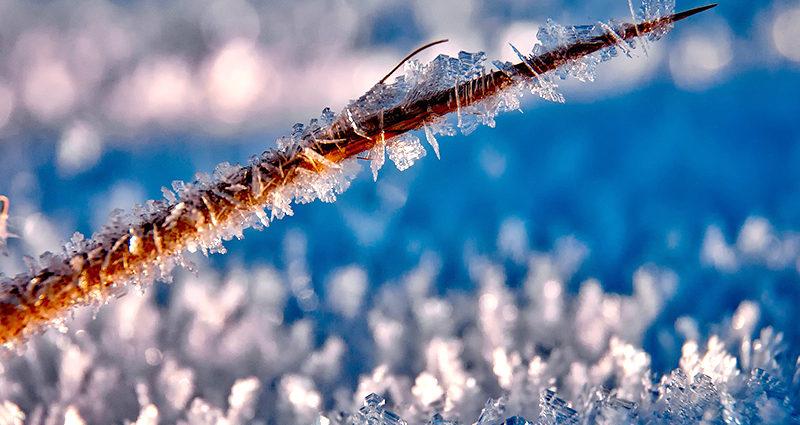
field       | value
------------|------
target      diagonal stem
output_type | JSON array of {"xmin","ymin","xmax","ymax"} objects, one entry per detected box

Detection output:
[{"xmin": 0, "ymin": 5, "xmax": 717, "ymax": 350}]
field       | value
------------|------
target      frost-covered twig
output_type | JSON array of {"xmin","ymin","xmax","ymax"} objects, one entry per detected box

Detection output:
[{"xmin": 0, "ymin": 4, "xmax": 716, "ymax": 351}]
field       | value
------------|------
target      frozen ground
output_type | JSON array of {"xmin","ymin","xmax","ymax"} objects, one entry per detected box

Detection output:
[{"xmin": 1, "ymin": 0, "xmax": 800, "ymax": 423}]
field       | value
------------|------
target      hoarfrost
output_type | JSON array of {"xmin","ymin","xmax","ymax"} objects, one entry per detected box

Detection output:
[
  {"xmin": 293, "ymin": 153, "xmax": 361, "ymax": 204},
  {"xmin": 538, "ymin": 390, "xmax": 578, "ymax": 425},
  {"xmin": 2, "ymin": 225, "xmax": 799, "ymax": 424},
  {"xmin": 642, "ymin": 0, "xmax": 676, "ymax": 40},
  {"xmin": 369, "ymin": 139, "xmax": 386, "ymax": 181},
  {"xmin": 423, "ymin": 125, "xmax": 440, "ymax": 160},
  {"xmin": 476, "ymin": 396, "xmax": 507, "ymax": 424},
  {"xmin": 386, "ymin": 133, "xmax": 426, "ymax": 171},
  {"xmin": 357, "ymin": 393, "xmax": 408, "ymax": 425}
]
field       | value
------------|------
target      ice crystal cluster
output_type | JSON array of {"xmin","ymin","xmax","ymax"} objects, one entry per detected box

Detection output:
[
  {"xmin": 0, "ymin": 0, "xmax": 686, "ymax": 350},
  {"xmin": 1, "ymin": 223, "xmax": 798, "ymax": 424}
]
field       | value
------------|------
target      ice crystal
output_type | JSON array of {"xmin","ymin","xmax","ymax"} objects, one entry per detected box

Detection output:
[
  {"xmin": 357, "ymin": 393, "xmax": 408, "ymax": 425},
  {"xmin": 476, "ymin": 396, "xmax": 508, "ymax": 424},
  {"xmin": 423, "ymin": 125, "xmax": 440, "ymax": 160},
  {"xmin": 386, "ymin": 133, "xmax": 426, "ymax": 172},
  {"xmin": 538, "ymin": 390, "xmax": 578, "ymax": 425},
  {"xmin": 369, "ymin": 139, "xmax": 387, "ymax": 181},
  {"xmin": 293, "ymin": 153, "xmax": 361, "ymax": 204}
]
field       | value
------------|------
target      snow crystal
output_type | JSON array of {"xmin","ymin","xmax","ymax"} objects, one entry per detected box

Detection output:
[
  {"xmin": 642, "ymin": 0, "xmax": 676, "ymax": 39},
  {"xmin": 160, "ymin": 357, "xmax": 195, "ymax": 411},
  {"xmin": 424, "ymin": 116, "xmax": 455, "ymax": 157},
  {"xmin": 292, "ymin": 122, "xmax": 305, "ymax": 143},
  {"xmin": 702, "ymin": 217, "xmax": 800, "ymax": 273},
  {"xmin": 509, "ymin": 43, "xmax": 564, "ymax": 104},
  {"xmin": 266, "ymin": 186, "xmax": 294, "ymax": 220},
  {"xmin": 538, "ymin": 390, "xmax": 578, "ymax": 425},
  {"xmin": 591, "ymin": 391, "xmax": 637, "ymax": 425},
  {"xmin": 368, "ymin": 138, "xmax": 387, "ymax": 181},
  {"xmin": 319, "ymin": 107, "xmax": 335, "ymax": 127},
  {"xmin": 386, "ymin": 133, "xmax": 426, "ymax": 171},
  {"xmin": 211, "ymin": 161, "xmax": 239, "ymax": 184},
  {"xmin": 423, "ymin": 125, "xmax": 440, "ymax": 160},
  {"xmin": 476, "ymin": 396, "xmax": 507, "ymax": 425},
  {"xmin": 293, "ymin": 155, "xmax": 361, "ymax": 204},
  {"xmin": 358, "ymin": 393, "xmax": 408, "ymax": 425},
  {"xmin": 277, "ymin": 135, "xmax": 294, "ymax": 151}
]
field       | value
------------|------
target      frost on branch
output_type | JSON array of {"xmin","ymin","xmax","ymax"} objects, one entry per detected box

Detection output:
[{"xmin": 0, "ymin": 0, "xmax": 707, "ymax": 354}]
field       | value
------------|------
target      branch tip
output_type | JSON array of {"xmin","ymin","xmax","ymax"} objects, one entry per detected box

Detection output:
[{"xmin": 670, "ymin": 4, "xmax": 718, "ymax": 23}]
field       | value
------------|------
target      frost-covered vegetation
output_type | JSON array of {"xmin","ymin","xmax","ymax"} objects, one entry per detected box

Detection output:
[
  {"xmin": 2, "ymin": 0, "xmax": 800, "ymax": 423},
  {"xmin": 0, "ymin": 226, "xmax": 797, "ymax": 424}
]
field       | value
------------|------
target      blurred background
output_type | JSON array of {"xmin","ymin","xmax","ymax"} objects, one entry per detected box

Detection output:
[{"xmin": 1, "ymin": 0, "xmax": 800, "ymax": 422}]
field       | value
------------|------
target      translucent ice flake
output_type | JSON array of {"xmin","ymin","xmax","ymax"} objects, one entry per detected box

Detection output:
[
  {"xmin": 212, "ymin": 161, "xmax": 239, "ymax": 184},
  {"xmin": 534, "ymin": 20, "xmax": 595, "ymax": 54},
  {"xmin": 655, "ymin": 369, "xmax": 726, "ymax": 424},
  {"xmin": 386, "ymin": 133, "xmax": 426, "ymax": 171},
  {"xmin": 342, "ymin": 49, "xmax": 489, "ymax": 139},
  {"xmin": 266, "ymin": 186, "xmax": 294, "ymax": 220},
  {"xmin": 423, "ymin": 115, "xmax": 455, "ymax": 159},
  {"xmin": 425, "ymin": 413, "xmax": 459, "ymax": 425},
  {"xmin": 277, "ymin": 135, "xmax": 294, "ymax": 151},
  {"xmin": 591, "ymin": 390, "xmax": 637, "ymax": 425},
  {"xmin": 171, "ymin": 180, "xmax": 190, "ymax": 199},
  {"xmin": 293, "ymin": 156, "xmax": 361, "ymax": 204},
  {"xmin": 529, "ymin": 73, "xmax": 564, "ymax": 103},
  {"xmin": 357, "ymin": 393, "xmax": 408, "ymax": 425},
  {"xmin": 458, "ymin": 87, "xmax": 523, "ymax": 135},
  {"xmin": 423, "ymin": 125, "xmax": 440, "ymax": 160},
  {"xmin": 457, "ymin": 51, "xmax": 487, "ymax": 81},
  {"xmin": 291, "ymin": 123, "xmax": 305, "ymax": 143},
  {"xmin": 538, "ymin": 390, "xmax": 578, "ymax": 425},
  {"xmin": 642, "ymin": 0, "xmax": 676, "ymax": 40},
  {"xmin": 502, "ymin": 416, "xmax": 533, "ymax": 425},
  {"xmin": 319, "ymin": 107, "xmax": 335, "ymax": 127},
  {"xmin": 476, "ymin": 396, "xmax": 507, "ymax": 425},
  {"xmin": 368, "ymin": 139, "xmax": 386, "ymax": 181},
  {"xmin": 280, "ymin": 375, "xmax": 322, "ymax": 424},
  {"xmin": 743, "ymin": 369, "xmax": 792, "ymax": 422},
  {"xmin": 508, "ymin": 43, "xmax": 565, "ymax": 104}
]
